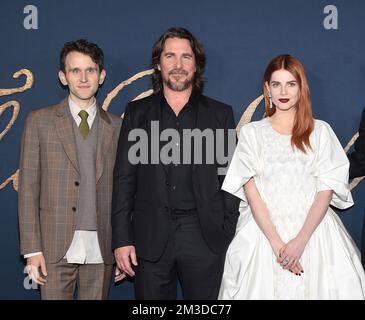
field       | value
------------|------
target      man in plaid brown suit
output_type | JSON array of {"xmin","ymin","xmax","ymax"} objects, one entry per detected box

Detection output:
[{"xmin": 18, "ymin": 39, "xmax": 122, "ymax": 299}]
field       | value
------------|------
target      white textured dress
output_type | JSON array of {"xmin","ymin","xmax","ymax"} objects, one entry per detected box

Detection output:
[{"xmin": 219, "ymin": 117, "xmax": 365, "ymax": 300}]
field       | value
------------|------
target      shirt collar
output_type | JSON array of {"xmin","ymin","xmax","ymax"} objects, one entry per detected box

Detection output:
[
  {"xmin": 68, "ymin": 96, "xmax": 97, "ymax": 120},
  {"xmin": 159, "ymin": 89, "xmax": 197, "ymax": 111}
]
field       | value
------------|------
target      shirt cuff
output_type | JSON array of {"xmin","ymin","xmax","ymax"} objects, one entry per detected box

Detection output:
[{"xmin": 24, "ymin": 252, "xmax": 43, "ymax": 259}]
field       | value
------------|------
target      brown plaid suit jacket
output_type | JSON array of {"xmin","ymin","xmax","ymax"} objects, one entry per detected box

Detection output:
[{"xmin": 18, "ymin": 98, "xmax": 122, "ymax": 264}]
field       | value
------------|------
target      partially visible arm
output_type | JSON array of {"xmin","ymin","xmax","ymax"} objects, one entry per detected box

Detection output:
[
  {"xmin": 112, "ymin": 103, "xmax": 138, "ymax": 276},
  {"xmin": 218, "ymin": 107, "xmax": 240, "ymax": 241},
  {"xmin": 297, "ymin": 190, "xmax": 332, "ymax": 242},
  {"xmin": 246, "ymin": 178, "xmax": 304, "ymax": 274},
  {"xmin": 112, "ymin": 103, "xmax": 137, "ymax": 249},
  {"xmin": 244, "ymin": 178, "xmax": 284, "ymax": 257},
  {"xmin": 18, "ymin": 112, "xmax": 47, "ymax": 284},
  {"xmin": 279, "ymin": 190, "xmax": 332, "ymax": 270},
  {"xmin": 349, "ymin": 107, "xmax": 365, "ymax": 179},
  {"xmin": 18, "ymin": 111, "xmax": 42, "ymax": 256}
]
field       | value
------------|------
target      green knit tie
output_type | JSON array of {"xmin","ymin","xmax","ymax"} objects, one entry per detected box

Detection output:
[{"xmin": 78, "ymin": 110, "xmax": 89, "ymax": 139}]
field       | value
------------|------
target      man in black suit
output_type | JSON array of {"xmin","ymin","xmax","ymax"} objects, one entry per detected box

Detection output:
[
  {"xmin": 111, "ymin": 27, "xmax": 240, "ymax": 299},
  {"xmin": 348, "ymin": 107, "xmax": 365, "ymax": 266}
]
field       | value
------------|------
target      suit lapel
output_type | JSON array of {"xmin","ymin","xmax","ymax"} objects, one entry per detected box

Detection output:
[
  {"xmin": 55, "ymin": 99, "xmax": 80, "ymax": 174},
  {"xmin": 96, "ymin": 107, "xmax": 114, "ymax": 183}
]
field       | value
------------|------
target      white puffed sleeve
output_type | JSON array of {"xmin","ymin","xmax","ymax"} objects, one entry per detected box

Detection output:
[
  {"xmin": 222, "ymin": 123, "xmax": 258, "ymax": 206},
  {"xmin": 313, "ymin": 121, "xmax": 354, "ymax": 209}
]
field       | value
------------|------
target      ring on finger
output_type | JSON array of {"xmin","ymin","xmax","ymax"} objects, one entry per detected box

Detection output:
[{"xmin": 282, "ymin": 258, "xmax": 289, "ymax": 266}]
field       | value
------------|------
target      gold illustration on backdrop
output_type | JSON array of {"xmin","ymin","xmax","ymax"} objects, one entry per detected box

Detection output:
[
  {"xmin": 0, "ymin": 69, "xmax": 363, "ymax": 192},
  {"xmin": 0, "ymin": 69, "xmax": 33, "ymax": 192}
]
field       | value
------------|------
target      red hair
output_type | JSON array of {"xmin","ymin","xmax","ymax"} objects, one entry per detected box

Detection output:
[{"xmin": 263, "ymin": 54, "xmax": 314, "ymax": 153}]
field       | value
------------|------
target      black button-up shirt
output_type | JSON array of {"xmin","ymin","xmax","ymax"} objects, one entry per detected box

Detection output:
[{"xmin": 160, "ymin": 92, "xmax": 197, "ymax": 211}]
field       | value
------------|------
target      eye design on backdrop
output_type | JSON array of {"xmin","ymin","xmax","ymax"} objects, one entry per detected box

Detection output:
[{"xmin": 0, "ymin": 69, "xmax": 363, "ymax": 192}]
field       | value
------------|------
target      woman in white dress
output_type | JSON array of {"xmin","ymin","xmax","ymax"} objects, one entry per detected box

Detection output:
[{"xmin": 219, "ymin": 54, "xmax": 365, "ymax": 299}]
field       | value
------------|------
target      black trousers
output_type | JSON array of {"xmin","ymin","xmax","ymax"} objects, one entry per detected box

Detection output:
[{"xmin": 134, "ymin": 211, "xmax": 226, "ymax": 300}]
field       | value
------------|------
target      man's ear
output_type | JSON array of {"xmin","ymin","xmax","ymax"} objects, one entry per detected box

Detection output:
[
  {"xmin": 99, "ymin": 69, "xmax": 106, "ymax": 85},
  {"xmin": 58, "ymin": 70, "xmax": 68, "ymax": 86}
]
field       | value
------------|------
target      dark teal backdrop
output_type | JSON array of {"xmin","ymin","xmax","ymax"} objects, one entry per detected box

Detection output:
[{"xmin": 0, "ymin": 0, "xmax": 364, "ymax": 299}]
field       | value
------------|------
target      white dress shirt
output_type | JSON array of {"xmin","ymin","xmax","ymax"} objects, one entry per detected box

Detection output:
[{"xmin": 24, "ymin": 96, "xmax": 103, "ymax": 264}]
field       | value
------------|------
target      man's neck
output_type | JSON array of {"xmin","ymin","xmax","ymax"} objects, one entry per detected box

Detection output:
[
  {"xmin": 69, "ymin": 95, "xmax": 96, "ymax": 110},
  {"xmin": 163, "ymin": 86, "xmax": 193, "ymax": 116}
]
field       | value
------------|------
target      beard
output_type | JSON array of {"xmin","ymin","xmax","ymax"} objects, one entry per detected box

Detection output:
[{"xmin": 163, "ymin": 69, "xmax": 194, "ymax": 92}]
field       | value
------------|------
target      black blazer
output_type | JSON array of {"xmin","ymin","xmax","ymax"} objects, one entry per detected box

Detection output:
[
  {"xmin": 111, "ymin": 93, "xmax": 240, "ymax": 262},
  {"xmin": 349, "ymin": 107, "xmax": 365, "ymax": 179}
]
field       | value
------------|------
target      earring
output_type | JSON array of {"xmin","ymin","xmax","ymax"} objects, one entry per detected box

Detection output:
[{"xmin": 268, "ymin": 92, "xmax": 273, "ymax": 109}]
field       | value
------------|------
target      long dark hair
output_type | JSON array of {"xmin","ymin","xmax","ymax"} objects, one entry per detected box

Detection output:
[{"xmin": 151, "ymin": 27, "xmax": 206, "ymax": 93}]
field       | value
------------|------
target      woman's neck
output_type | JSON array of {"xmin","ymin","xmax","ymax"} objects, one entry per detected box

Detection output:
[{"xmin": 270, "ymin": 109, "xmax": 296, "ymax": 134}]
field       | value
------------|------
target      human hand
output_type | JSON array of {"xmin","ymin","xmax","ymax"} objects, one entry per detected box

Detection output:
[
  {"xmin": 114, "ymin": 266, "xmax": 127, "ymax": 283},
  {"xmin": 26, "ymin": 254, "xmax": 47, "ymax": 285},
  {"xmin": 114, "ymin": 245, "xmax": 138, "ymax": 277},
  {"xmin": 277, "ymin": 237, "xmax": 307, "ymax": 273}
]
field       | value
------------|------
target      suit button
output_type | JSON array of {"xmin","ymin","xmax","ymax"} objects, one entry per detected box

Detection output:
[
  {"xmin": 75, "ymin": 181, "xmax": 79, "ymax": 186},
  {"xmin": 165, "ymin": 181, "xmax": 170, "ymax": 186},
  {"xmin": 72, "ymin": 207, "xmax": 77, "ymax": 212}
]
